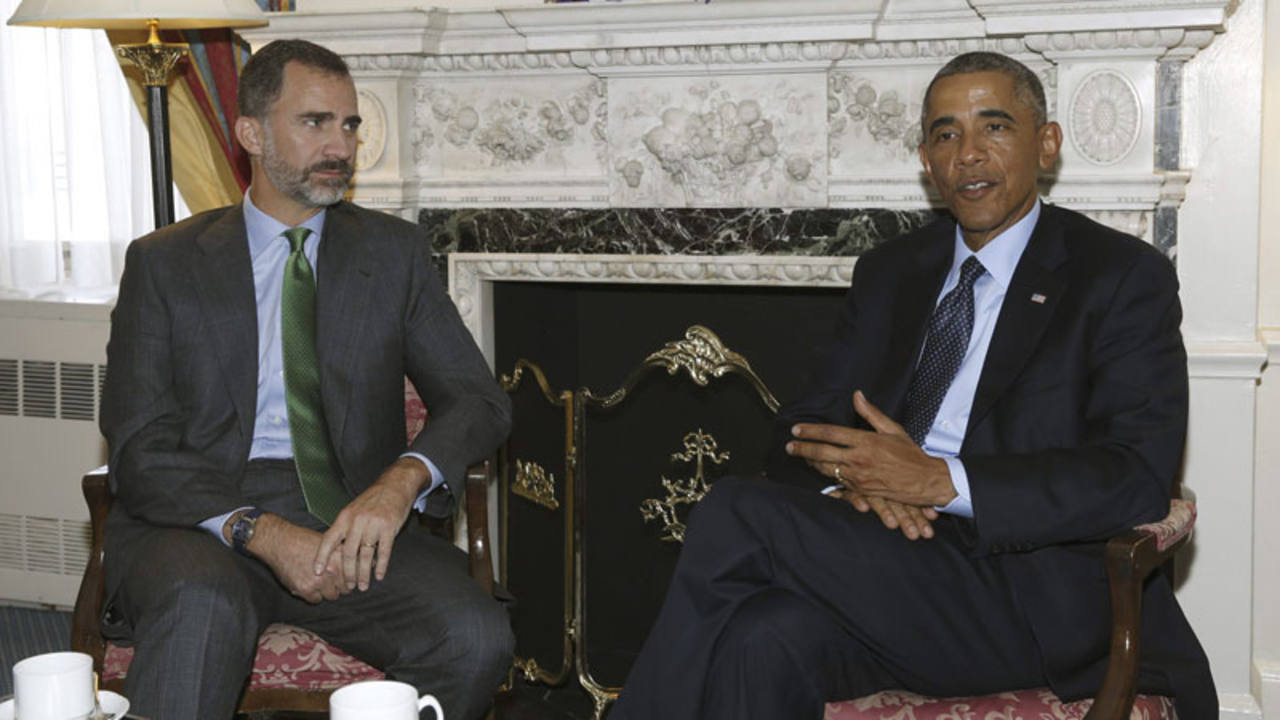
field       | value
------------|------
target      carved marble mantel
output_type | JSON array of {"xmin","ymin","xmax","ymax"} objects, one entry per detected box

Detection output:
[{"xmin": 240, "ymin": 0, "xmax": 1228, "ymax": 235}]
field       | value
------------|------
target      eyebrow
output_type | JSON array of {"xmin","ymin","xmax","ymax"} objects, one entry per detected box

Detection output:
[
  {"xmin": 297, "ymin": 111, "xmax": 363, "ymax": 126},
  {"xmin": 978, "ymin": 108, "xmax": 1017, "ymax": 123},
  {"xmin": 927, "ymin": 115, "xmax": 956, "ymax": 134}
]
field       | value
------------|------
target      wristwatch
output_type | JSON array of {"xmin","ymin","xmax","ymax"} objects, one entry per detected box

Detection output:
[{"xmin": 230, "ymin": 508, "xmax": 265, "ymax": 557}]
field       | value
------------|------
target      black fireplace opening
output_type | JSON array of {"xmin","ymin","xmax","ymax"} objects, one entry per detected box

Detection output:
[{"xmin": 492, "ymin": 279, "xmax": 847, "ymax": 714}]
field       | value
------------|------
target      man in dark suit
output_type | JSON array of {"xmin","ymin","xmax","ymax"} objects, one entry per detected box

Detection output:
[
  {"xmin": 611, "ymin": 52, "xmax": 1215, "ymax": 719},
  {"xmin": 99, "ymin": 40, "xmax": 512, "ymax": 720}
]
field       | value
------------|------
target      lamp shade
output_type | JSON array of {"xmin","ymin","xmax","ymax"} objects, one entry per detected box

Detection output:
[{"xmin": 6, "ymin": 0, "xmax": 268, "ymax": 30}]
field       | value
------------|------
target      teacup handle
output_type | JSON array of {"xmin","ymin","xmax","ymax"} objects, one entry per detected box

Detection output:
[{"xmin": 417, "ymin": 693, "xmax": 443, "ymax": 720}]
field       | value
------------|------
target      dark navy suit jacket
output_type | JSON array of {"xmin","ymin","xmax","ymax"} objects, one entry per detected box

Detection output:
[{"xmin": 767, "ymin": 204, "xmax": 1215, "ymax": 718}]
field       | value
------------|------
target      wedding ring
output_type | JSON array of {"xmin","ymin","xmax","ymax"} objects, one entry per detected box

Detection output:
[
  {"xmin": 362, "ymin": 541, "xmax": 376, "ymax": 548},
  {"xmin": 833, "ymin": 464, "xmax": 843, "ymax": 481}
]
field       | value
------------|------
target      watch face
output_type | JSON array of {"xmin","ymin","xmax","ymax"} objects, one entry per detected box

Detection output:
[{"xmin": 233, "ymin": 512, "xmax": 258, "ymax": 552}]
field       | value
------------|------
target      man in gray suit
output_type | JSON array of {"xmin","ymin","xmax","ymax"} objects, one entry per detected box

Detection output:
[{"xmin": 99, "ymin": 39, "xmax": 512, "ymax": 720}]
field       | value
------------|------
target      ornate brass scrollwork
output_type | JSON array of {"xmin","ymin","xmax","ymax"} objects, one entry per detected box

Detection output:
[
  {"xmin": 640, "ymin": 429, "xmax": 729, "ymax": 543},
  {"xmin": 584, "ymin": 325, "xmax": 779, "ymax": 412},
  {"xmin": 513, "ymin": 459, "xmax": 559, "ymax": 510},
  {"xmin": 647, "ymin": 325, "xmax": 752, "ymax": 386}
]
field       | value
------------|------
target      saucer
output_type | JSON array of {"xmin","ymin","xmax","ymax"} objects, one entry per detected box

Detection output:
[{"xmin": 0, "ymin": 691, "xmax": 130, "ymax": 720}]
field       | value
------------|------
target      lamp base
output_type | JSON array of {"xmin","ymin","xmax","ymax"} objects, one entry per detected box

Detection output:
[{"xmin": 114, "ymin": 20, "xmax": 187, "ymax": 87}]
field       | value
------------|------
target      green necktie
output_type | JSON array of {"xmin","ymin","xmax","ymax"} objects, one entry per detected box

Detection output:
[{"xmin": 281, "ymin": 227, "xmax": 348, "ymax": 525}]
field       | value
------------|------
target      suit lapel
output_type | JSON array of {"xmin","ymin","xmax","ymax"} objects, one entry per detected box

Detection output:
[
  {"xmin": 873, "ymin": 224, "xmax": 954, "ymax": 418},
  {"xmin": 965, "ymin": 206, "xmax": 1070, "ymax": 436},
  {"xmin": 315, "ymin": 203, "xmax": 376, "ymax": 452},
  {"xmin": 192, "ymin": 206, "xmax": 259, "ymax": 444}
]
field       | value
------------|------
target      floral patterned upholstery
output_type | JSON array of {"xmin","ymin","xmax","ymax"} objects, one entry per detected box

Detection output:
[
  {"xmin": 103, "ymin": 624, "xmax": 385, "ymax": 690},
  {"xmin": 1135, "ymin": 498, "xmax": 1196, "ymax": 553},
  {"xmin": 824, "ymin": 688, "xmax": 1177, "ymax": 719},
  {"xmin": 405, "ymin": 378, "xmax": 428, "ymax": 443}
]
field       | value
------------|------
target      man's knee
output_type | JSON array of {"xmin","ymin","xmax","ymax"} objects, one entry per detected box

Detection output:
[
  {"xmin": 450, "ymin": 598, "xmax": 514, "ymax": 684},
  {"xmin": 716, "ymin": 588, "xmax": 823, "ymax": 664},
  {"xmin": 118, "ymin": 532, "xmax": 261, "ymax": 645},
  {"xmin": 396, "ymin": 597, "xmax": 513, "ymax": 690}
]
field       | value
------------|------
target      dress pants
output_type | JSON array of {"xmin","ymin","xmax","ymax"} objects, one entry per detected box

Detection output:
[
  {"xmin": 103, "ymin": 460, "xmax": 513, "ymax": 720},
  {"xmin": 609, "ymin": 476, "xmax": 1048, "ymax": 720}
]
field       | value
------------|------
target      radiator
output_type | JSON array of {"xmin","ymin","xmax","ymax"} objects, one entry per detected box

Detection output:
[{"xmin": 0, "ymin": 300, "xmax": 111, "ymax": 608}]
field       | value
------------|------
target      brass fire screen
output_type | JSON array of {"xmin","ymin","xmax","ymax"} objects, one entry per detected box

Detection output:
[{"xmin": 498, "ymin": 325, "xmax": 780, "ymax": 720}]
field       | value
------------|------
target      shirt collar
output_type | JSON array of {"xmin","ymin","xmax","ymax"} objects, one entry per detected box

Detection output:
[
  {"xmin": 949, "ymin": 199, "xmax": 1041, "ymax": 291},
  {"xmin": 243, "ymin": 189, "xmax": 327, "ymax": 259}
]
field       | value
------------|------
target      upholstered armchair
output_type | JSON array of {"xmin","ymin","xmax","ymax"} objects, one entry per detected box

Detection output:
[
  {"xmin": 822, "ymin": 498, "xmax": 1197, "ymax": 720},
  {"xmin": 71, "ymin": 381, "xmax": 496, "ymax": 714}
]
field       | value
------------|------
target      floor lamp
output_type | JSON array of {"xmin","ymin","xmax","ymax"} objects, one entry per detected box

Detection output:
[{"xmin": 6, "ymin": 0, "xmax": 267, "ymax": 228}]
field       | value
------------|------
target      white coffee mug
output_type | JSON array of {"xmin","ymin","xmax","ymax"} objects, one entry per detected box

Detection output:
[
  {"xmin": 13, "ymin": 651, "xmax": 94, "ymax": 720},
  {"xmin": 329, "ymin": 680, "xmax": 444, "ymax": 720}
]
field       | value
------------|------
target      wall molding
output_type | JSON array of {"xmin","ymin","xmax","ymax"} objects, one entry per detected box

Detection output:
[
  {"xmin": 1186, "ymin": 342, "xmax": 1269, "ymax": 380},
  {"xmin": 448, "ymin": 253, "xmax": 854, "ymax": 362}
]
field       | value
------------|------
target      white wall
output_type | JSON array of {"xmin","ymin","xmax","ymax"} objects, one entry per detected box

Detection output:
[
  {"xmin": 1180, "ymin": 0, "xmax": 1268, "ymax": 716},
  {"xmin": 1253, "ymin": 0, "xmax": 1280, "ymax": 716}
]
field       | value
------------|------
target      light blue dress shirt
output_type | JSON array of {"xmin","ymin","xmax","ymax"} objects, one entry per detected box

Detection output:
[
  {"xmin": 200, "ymin": 192, "xmax": 443, "ymax": 542},
  {"xmin": 926, "ymin": 200, "xmax": 1040, "ymax": 518}
]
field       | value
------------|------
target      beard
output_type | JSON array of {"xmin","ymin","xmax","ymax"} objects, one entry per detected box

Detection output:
[{"xmin": 261, "ymin": 131, "xmax": 353, "ymax": 208}]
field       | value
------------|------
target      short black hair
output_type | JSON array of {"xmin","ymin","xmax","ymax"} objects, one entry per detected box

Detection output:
[
  {"xmin": 237, "ymin": 39, "xmax": 350, "ymax": 119},
  {"xmin": 920, "ymin": 51, "xmax": 1047, "ymax": 133}
]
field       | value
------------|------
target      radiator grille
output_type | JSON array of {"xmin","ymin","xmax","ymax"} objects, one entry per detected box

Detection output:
[
  {"xmin": 0, "ymin": 514, "xmax": 21, "ymax": 570},
  {"xmin": 0, "ymin": 358, "xmax": 103, "ymax": 422},
  {"xmin": 21, "ymin": 361, "xmax": 56, "ymax": 418},
  {"xmin": 0, "ymin": 359, "xmax": 16, "ymax": 416},
  {"xmin": 60, "ymin": 363, "xmax": 96, "ymax": 421},
  {"xmin": 0, "ymin": 513, "xmax": 91, "ymax": 577}
]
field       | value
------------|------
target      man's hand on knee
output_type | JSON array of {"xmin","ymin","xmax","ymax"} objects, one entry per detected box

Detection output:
[
  {"xmin": 248, "ymin": 514, "xmax": 350, "ymax": 603},
  {"xmin": 831, "ymin": 488, "xmax": 936, "ymax": 540},
  {"xmin": 315, "ymin": 457, "xmax": 427, "ymax": 592}
]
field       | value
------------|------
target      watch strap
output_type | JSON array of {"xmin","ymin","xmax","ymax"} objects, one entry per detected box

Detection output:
[{"xmin": 231, "ymin": 508, "xmax": 264, "ymax": 557}]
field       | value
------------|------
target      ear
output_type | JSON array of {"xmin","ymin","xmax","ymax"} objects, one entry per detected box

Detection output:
[
  {"xmin": 918, "ymin": 142, "xmax": 935, "ymax": 186},
  {"xmin": 235, "ymin": 116, "xmax": 264, "ymax": 156},
  {"xmin": 1037, "ymin": 121, "xmax": 1063, "ymax": 171}
]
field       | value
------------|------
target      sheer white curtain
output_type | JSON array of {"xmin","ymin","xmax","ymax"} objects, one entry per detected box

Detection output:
[{"xmin": 0, "ymin": 0, "xmax": 188, "ymax": 302}]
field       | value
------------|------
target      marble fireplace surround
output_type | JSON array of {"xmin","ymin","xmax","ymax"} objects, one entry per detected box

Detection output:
[
  {"xmin": 449, "ymin": 251, "xmax": 856, "ymax": 363},
  {"xmin": 241, "ymin": 0, "xmax": 1229, "ymax": 239}
]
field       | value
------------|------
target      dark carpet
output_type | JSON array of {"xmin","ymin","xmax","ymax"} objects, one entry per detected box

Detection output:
[{"xmin": 0, "ymin": 605, "xmax": 72, "ymax": 697}]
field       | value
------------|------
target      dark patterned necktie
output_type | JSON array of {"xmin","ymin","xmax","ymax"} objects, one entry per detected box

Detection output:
[
  {"xmin": 901, "ymin": 256, "xmax": 987, "ymax": 445},
  {"xmin": 281, "ymin": 227, "xmax": 347, "ymax": 525}
]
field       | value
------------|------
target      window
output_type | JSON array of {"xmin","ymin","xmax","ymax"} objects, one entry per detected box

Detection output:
[{"xmin": 0, "ymin": 0, "xmax": 189, "ymax": 302}]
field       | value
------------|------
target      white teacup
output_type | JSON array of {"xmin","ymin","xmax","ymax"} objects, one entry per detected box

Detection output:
[
  {"xmin": 330, "ymin": 680, "xmax": 443, "ymax": 720},
  {"xmin": 13, "ymin": 651, "xmax": 94, "ymax": 720}
]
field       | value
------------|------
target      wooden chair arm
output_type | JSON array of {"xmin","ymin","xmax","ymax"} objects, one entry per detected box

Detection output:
[
  {"xmin": 1083, "ymin": 503, "xmax": 1195, "ymax": 720},
  {"xmin": 71, "ymin": 470, "xmax": 112, "ymax": 673},
  {"xmin": 465, "ymin": 461, "xmax": 495, "ymax": 596}
]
